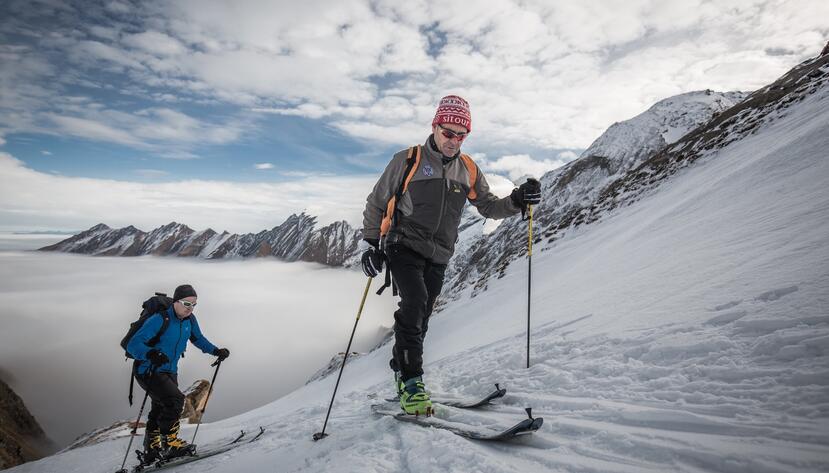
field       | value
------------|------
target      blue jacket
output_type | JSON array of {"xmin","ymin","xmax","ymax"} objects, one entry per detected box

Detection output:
[{"xmin": 127, "ymin": 306, "xmax": 218, "ymax": 375}]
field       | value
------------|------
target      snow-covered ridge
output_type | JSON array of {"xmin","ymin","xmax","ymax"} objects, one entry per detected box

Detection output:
[
  {"xmin": 581, "ymin": 90, "xmax": 748, "ymax": 173},
  {"xmin": 439, "ymin": 51, "xmax": 829, "ymax": 307},
  {"xmin": 39, "ymin": 214, "xmax": 362, "ymax": 266}
]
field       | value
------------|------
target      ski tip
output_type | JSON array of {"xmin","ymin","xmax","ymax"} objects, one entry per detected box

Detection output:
[{"xmin": 251, "ymin": 426, "xmax": 266, "ymax": 442}]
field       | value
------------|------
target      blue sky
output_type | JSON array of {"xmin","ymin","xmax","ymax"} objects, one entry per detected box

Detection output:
[{"xmin": 0, "ymin": 0, "xmax": 826, "ymax": 232}]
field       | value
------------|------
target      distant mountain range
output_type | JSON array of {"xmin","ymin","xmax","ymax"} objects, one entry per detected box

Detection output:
[{"xmin": 40, "ymin": 214, "xmax": 362, "ymax": 267}]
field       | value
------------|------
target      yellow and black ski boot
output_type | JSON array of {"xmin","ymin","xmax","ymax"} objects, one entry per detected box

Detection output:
[
  {"xmin": 162, "ymin": 421, "xmax": 195, "ymax": 459},
  {"xmin": 138, "ymin": 428, "xmax": 163, "ymax": 465}
]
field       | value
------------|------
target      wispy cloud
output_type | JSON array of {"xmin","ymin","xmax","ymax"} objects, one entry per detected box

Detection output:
[
  {"xmin": 254, "ymin": 163, "xmax": 274, "ymax": 170},
  {"xmin": 476, "ymin": 154, "xmax": 569, "ymax": 182},
  {"xmin": 134, "ymin": 168, "xmax": 169, "ymax": 178}
]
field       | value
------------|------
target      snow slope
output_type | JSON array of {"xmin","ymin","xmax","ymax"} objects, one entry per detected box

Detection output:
[{"xmin": 12, "ymin": 77, "xmax": 829, "ymax": 473}]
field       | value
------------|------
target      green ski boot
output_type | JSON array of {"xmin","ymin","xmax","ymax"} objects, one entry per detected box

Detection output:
[{"xmin": 399, "ymin": 376, "xmax": 432, "ymax": 416}]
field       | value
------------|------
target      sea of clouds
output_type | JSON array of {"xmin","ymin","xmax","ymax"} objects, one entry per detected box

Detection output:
[{"xmin": 0, "ymin": 235, "xmax": 395, "ymax": 447}]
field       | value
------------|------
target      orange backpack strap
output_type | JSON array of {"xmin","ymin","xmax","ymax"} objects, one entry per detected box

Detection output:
[
  {"xmin": 380, "ymin": 145, "xmax": 421, "ymax": 237},
  {"xmin": 377, "ymin": 145, "xmax": 421, "ymax": 297},
  {"xmin": 459, "ymin": 153, "xmax": 478, "ymax": 200}
]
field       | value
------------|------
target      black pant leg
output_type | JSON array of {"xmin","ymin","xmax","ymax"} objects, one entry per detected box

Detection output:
[
  {"xmin": 387, "ymin": 244, "xmax": 429, "ymax": 382},
  {"xmin": 420, "ymin": 259, "xmax": 447, "ymax": 339},
  {"xmin": 136, "ymin": 372, "xmax": 184, "ymax": 435}
]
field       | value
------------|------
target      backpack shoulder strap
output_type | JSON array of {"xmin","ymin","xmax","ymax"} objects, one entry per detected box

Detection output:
[
  {"xmin": 188, "ymin": 314, "xmax": 199, "ymax": 343},
  {"xmin": 397, "ymin": 145, "xmax": 421, "ymax": 198},
  {"xmin": 377, "ymin": 145, "xmax": 421, "ymax": 296},
  {"xmin": 146, "ymin": 309, "xmax": 170, "ymax": 347},
  {"xmin": 459, "ymin": 153, "xmax": 478, "ymax": 200},
  {"xmin": 380, "ymin": 145, "xmax": 421, "ymax": 238}
]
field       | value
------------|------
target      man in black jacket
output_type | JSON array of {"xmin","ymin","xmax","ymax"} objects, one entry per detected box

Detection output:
[{"xmin": 361, "ymin": 95, "xmax": 541, "ymax": 414}]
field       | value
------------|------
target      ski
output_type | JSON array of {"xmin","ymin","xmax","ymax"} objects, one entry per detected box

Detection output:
[
  {"xmin": 126, "ymin": 427, "xmax": 265, "ymax": 472},
  {"xmin": 382, "ymin": 383, "xmax": 507, "ymax": 409},
  {"xmin": 373, "ymin": 404, "xmax": 542, "ymax": 441}
]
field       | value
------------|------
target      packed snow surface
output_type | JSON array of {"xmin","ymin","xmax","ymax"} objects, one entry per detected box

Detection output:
[{"xmin": 11, "ymin": 88, "xmax": 829, "ymax": 473}]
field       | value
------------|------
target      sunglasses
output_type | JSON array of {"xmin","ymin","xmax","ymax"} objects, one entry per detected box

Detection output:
[
  {"xmin": 178, "ymin": 300, "xmax": 197, "ymax": 309},
  {"xmin": 437, "ymin": 124, "xmax": 468, "ymax": 142}
]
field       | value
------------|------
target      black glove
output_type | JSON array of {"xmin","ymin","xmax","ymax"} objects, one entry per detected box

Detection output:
[
  {"xmin": 213, "ymin": 348, "xmax": 230, "ymax": 361},
  {"xmin": 510, "ymin": 178, "xmax": 542, "ymax": 209},
  {"xmin": 361, "ymin": 240, "xmax": 384, "ymax": 278},
  {"xmin": 147, "ymin": 349, "xmax": 169, "ymax": 367}
]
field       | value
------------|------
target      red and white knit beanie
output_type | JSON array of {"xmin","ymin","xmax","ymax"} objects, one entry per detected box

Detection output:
[{"xmin": 432, "ymin": 95, "xmax": 471, "ymax": 132}]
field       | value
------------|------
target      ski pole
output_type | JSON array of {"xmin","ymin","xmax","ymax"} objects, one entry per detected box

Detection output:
[
  {"xmin": 313, "ymin": 276, "xmax": 372, "ymax": 441},
  {"xmin": 116, "ymin": 367, "xmax": 155, "ymax": 473},
  {"xmin": 527, "ymin": 204, "xmax": 533, "ymax": 369},
  {"xmin": 191, "ymin": 357, "xmax": 222, "ymax": 446}
]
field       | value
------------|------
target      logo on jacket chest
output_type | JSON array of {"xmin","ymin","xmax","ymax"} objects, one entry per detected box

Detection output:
[{"xmin": 422, "ymin": 164, "xmax": 434, "ymax": 177}]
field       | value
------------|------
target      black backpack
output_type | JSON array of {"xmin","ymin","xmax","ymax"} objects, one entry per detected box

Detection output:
[
  {"xmin": 120, "ymin": 292, "xmax": 174, "ymax": 358},
  {"xmin": 122, "ymin": 292, "xmax": 172, "ymax": 405}
]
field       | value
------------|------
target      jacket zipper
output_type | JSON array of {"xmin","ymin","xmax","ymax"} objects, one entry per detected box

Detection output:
[
  {"xmin": 174, "ymin": 319, "xmax": 184, "ymax": 368},
  {"xmin": 430, "ymin": 159, "xmax": 448, "ymax": 259}
]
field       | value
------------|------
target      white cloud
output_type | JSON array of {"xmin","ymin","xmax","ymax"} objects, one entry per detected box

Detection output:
[
  {"xmin": 43, "ymin": 107, "xmax": 245, "ymax": 150},
  {"xmin": 254, "ymin": 163, "xmax": 274, "ymax": 170},
  {"xmin": 0, "ymin": 152, "xmax": 374, "ymax": 233},
  {"xmin": 557, "ymin": 150, "xmax": 579, "ymax": 161},
  {"xmin": 41, "ymin": 150, "xmax": 52, "ymax": 155},
  {"xmin": 105, "ymin": 1, "xmax": 131, "ymax": 14},
  {"xmin": 47, "ymin": 113, "xmax": 144, "ymax": 147},
  {"xmin": 477, "ymin": 153, "xmax": 568, "ymax": 182},
  {"xmin": 122, "ymin": 30, "xmax": 186, "ymax": 56},
  {"xmin": 134, "ymin": 168, "xmax": 169, "ymax": 178}
]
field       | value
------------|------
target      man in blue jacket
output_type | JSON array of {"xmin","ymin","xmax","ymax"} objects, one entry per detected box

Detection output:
[{"xmin": 127, "ymin": 284, "xmax": 229, "ymax": 462}]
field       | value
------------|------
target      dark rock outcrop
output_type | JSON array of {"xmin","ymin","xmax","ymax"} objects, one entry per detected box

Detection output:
[{"xmin": 0, "ymin": 377, "xmax": 55, "ymax": 469}]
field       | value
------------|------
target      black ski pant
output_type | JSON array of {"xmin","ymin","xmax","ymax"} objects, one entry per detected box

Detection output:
[
  {"xmin": 135, "ymin": 370, "xmax": 184, "ymax": 443},
  {"xmin": 386, "ymin": 243, "xmax": 447, "ymax": 382}
]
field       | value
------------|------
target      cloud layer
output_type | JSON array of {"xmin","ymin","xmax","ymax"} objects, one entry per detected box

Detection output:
[{"xmin": 0, "ymin": 250, "xmax": 396, "ymax": 446}]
